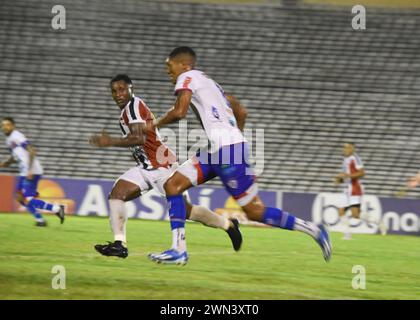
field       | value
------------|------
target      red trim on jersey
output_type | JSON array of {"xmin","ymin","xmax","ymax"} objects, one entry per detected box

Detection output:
[
  {"xmin": 233, "ymin": 191, "xmax": 249, "ymax": 200},
  {"xmin": 138, "ymin": 100, "xmax": 148, "ymax": 120},
  {"xmin": 137, "ymin": 100, "xmax": 176, "ymax": 168},
  {"xmin": 122, "ymin": 110, "xmax": 129, "ymax": 125},
  {"xmin": 194, "ymin": 162, "xmax": 205, "ymax": 185},
  {"xmin": 174, "ymin": 88, "xmax": 192, "ymax": 95},
  {"xmin": 349, "ymin": 160, "xmax": 362, "ymax": 196}
]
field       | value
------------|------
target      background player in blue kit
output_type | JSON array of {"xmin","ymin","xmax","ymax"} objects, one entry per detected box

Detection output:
[{"xmin": 1, "ymin": 117, "xmax": 65, "ymax": 227}]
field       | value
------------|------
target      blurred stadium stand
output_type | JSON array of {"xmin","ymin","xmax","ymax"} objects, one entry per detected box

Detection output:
[{"xmin": 0, "ymin": 0, "xmax": 419, "ymax": 198}]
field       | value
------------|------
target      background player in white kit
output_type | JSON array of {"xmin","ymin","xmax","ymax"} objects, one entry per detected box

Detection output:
[
  {"xmin": 90, "ymin": 74, "xmax": 242, "ymax": 258},
  {"xmin": 0, "ymin": 117, "xmax": 65, "ymax": 226},
  {"xmin": 334, "ymin": 142, "xmax": 386, "ymax": 239}
]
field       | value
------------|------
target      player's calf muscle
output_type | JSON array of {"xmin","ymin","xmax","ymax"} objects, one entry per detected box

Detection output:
[
  {"xmin": 242, "ymin": 201, "xmax": 265, "ymax": 221},
  {"xmin": 184, "ymin": 199, "xmax": 193, "ymax": 219},
  {"xmin": 15, "ymin": 192, "xmax": 25, "ymax": 204}
]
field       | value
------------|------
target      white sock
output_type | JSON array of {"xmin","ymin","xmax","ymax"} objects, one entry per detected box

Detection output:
[
  {"xmin": 341, "ymin": 215, "xmax": 351, "ymax": 235},
  {"xmin": 172, "ymin": 228, "xmax": 186, "ymax": 253},
  {"xmin": 189, "ymin": 205, "xmax": 230, "ymax": 230},
  {"xmin": 293, "ymin": 218, "xmax": 319, "ymax": 238},
  {"xmin": 109, "ymin": 199, "xmax": 127, "ymax": 246},
  {"xmin": 359, "ymin": 212, "xmax": 379, "ymax": 225}
]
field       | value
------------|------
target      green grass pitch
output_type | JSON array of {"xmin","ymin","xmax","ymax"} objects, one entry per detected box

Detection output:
[{"xmin": 0, "ymin": 213, "xmax": 419, "ymax": 300}]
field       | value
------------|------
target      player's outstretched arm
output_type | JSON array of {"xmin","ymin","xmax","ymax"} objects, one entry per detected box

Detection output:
[
  {"xmin": 0, "ymin": 156, "xmax": 15, "ymax": 168},
  {"xmin": 407, "ymin": 171, "xmax": 420, "ymax": 188},
  {"xmin": 335, "ymin": 172, "xmax": 347, "ymax": 181},
  {"xmin": 333, "ymin": 175, "xmax": 343, "ymax": 184},
  {"xmin": 89, "ymin": 123, "xmax": 145, "ymax": 148},
  {"xmin": 349, "ymin": 168, "xmax": 365, "ymax": 179},
  {"xmin": 152, "ymin": 90, "xmax": 192, "ymax": 129},
  {"xmin": 225, "ymin": 94, "xmax": 248, "ymax": 132},
  {"xmin": 336, "ymin": 168, "xmax": 365, "ymax": 180}
]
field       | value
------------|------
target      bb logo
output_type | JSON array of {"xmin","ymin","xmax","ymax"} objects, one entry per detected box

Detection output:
[
  {"xmin": 212, "ymin": 106, "xmax": 220, "ymax": 119},
  {"xmin": 312, "ymin": 193, "xmax": 382, "ymax": 234},
  {"xmin": 227, "ymin": 179, "xmax": 238, "ymax": 189}
]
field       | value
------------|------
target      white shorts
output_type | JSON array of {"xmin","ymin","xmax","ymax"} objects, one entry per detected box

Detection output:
[
  {"xmin": 115, "ymin": 163, "xmax": 189, "ymax": 200},
  {"xmin": 176, "ymin": 158, "xmax": 202, "ymax": 186},
  {"xmin": 338, "ymin": 193, "xmax": 362, "ymax": 209}
]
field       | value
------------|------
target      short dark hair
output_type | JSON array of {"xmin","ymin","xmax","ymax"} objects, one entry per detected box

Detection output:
[
  {"xmin": 2, "ymin": 117, "xmax": 15, "ymax": 124},
  {"xmin": 169, "ymin": 46, "xmax": 196, "ymax": 62},
  {"xmin": 110, "ymin": 74, "xmax": 132, "ymax": 86}
]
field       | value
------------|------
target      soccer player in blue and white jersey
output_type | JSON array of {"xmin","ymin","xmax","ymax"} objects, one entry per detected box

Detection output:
[
  {"xmin": 147, "ymin": 47, "xmax": 332, "ymax": 265},
  {"xmin": 1, "ymin": 117, "xmax": 65, "ymax": 227}
]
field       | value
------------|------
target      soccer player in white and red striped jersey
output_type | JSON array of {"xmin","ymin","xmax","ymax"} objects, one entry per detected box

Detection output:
[
  {"xmin": 334, "ymin": 142, "xmax": 386, "ymax": 239},
  {"xmin": 90, "ymin": 74, "xmax": 241, "ymax": 258}
]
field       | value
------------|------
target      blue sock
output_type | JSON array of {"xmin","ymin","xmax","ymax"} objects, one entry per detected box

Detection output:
[
  {"xmin": 26, "ymin": 201, "xmax": 44, "ymax": 220},
  {"xmin": 166, "ymin": 194, "xmax": 186, "ymax": 230},
  {"xmin": 27, "ymin": 198, "xmax": 54, "ymax": 211},
  {"xmin": 262, "ymin": 207, "xmax": 296, "ymax": 230}
]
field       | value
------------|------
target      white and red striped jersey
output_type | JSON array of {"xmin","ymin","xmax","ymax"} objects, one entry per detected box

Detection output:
[
  {"xmin": 341, "ymin": 153, "xmax": 364, "ymax": 196},
  {"xmin": 119, "ymin": 96, "xmax": 176, "ymax": 170}
]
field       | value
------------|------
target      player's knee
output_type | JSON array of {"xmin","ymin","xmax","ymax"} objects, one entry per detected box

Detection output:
[
  {"xmin": 15, "ymin": 192, "xmax": 26, "ymax": 205},
  {"xmin": 109, "ymin": 180, "xmax": 140, "ymax": 201},
  {"xmin": 109, "ymin": 189, "xmax": 128, "ymax": 201},
  {"xmin": 15, "ymin": 194, "xmax": 22, "ymax": 203},
  {"xmin": 164, "ymin": 179, "xmax": 183, "ymax": 196}
]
